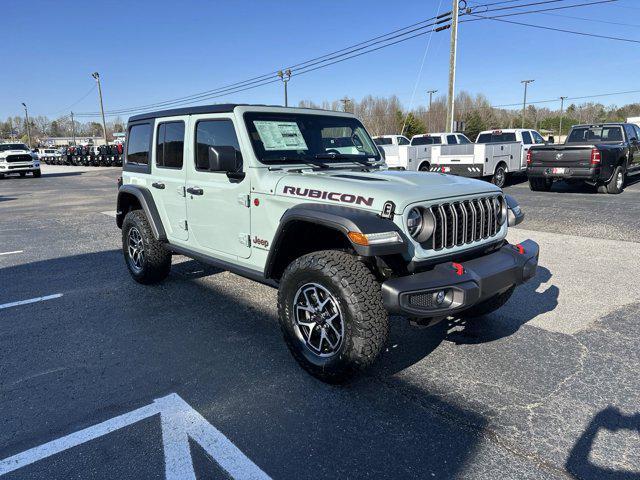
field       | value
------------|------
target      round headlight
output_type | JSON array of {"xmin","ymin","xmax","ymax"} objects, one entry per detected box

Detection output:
[
  {"xmin": 497, "ymin": 196, "xmax": 508, "ymax": 225},
  {"xmin": 407, "ymin": 207, "xmax": 436, "ymax": 243}
]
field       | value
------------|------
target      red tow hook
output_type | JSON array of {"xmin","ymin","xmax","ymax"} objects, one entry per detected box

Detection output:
[
  {"xmin": 515, "ymin": 244, "xmax": 525, "ymax": 255},
  {"xmin": 452, "ymin": 262, "xmax": 465, "ymax": 276}
]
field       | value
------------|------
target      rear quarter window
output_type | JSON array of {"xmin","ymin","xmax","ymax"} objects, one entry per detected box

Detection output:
[{"xmin": 126, "ymin": 124, "xmax": 152, "ymax": 165}]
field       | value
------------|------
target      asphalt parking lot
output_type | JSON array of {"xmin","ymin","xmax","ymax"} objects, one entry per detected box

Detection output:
[{"xmin": 1, "ymin": 165, "xmax": 639, "ymax": 479}]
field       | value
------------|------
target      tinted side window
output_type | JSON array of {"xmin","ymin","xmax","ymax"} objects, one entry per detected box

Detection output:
[
  {"xmin": 624, "ymin": 125, "xmax": 636, "ymax": 141},
  {"xmin": 521, "ymin": 131, "xmax": 532, "ymax": 144},
  {"xmin": 446, "ymin": 135, "xmax": 457, "ymax": 144},
  {"xmin": 156, "ymin": 121, "xmax": 185, "ymax": 169},
  {"xmin": 457, "ymin": 135, "xmax": 471, "ymax": 144},
  {"xmin": 126, "ymin": 124, "xmax": 151, "ymax": 165},
  {"xmin": 532, "ymin": 131, "xmax": 545, "ymax": 144},
  {"xmin": 634, "ymin": 125, "xmax": 640, "ymax": 139},
  {"xmin": 195, "ymin": 120, "xmax": 241, "ymax": 171},
  {"xmin": 398, "ymin": 137, "xmax": 410, "ymax": 145}
]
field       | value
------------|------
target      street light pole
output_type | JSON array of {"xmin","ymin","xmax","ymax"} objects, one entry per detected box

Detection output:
[
  {"xmin": 520, "ymin": 79, "xmax": 534, "ymax": 128},
  {"xmin": 70, "ymin": 111, "xmax": 77, "ymax": 146},
  {"xmin": 558, "ymin": 96, "xmax": 567, "ymax": 142},
  {"xmin": 445, "ymin": 0, "xmax": 459, "ymax": 133},
  {"xmin": 277, "ymin": 69, "xmax": 292, "ymax": 107},
  {"xmin": 21, "ymin": 102, "xmax": 32, "ymax": 148},
  {"xmin": 340, "ymin": 97, "xmax": 351, "ymax": 113},
  {"xmin": 92, "ymin": 72, "xmax": 109, "ymax": 146},
  {"xmin": 427, "ymin": 89, "xmax": 438, "ymax": 132}
]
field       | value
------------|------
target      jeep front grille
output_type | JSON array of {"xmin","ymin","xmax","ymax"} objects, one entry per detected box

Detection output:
[
  {"xmin": 428, "ymin": 196, "xmax": 503, "ymax": 250},
  {"xmin": 6, "ymin": 154, "xmax": 32, "ymax": 163}
]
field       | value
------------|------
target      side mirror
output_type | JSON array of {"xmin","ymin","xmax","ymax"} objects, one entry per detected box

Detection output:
[
  {"xmin": 548, "ymin": 136, "xmax": 555, "ymax": 144},
  {"xmin": 505, "ymin": 194, "xmax": 524, "ymax": 227},
  {"xmin": 377, "ymin": 145, "xmax": 386, "ymax": 160},
  {"xmin": 207, "ymin": 145, "xmax": 242, "ymax": 173}
]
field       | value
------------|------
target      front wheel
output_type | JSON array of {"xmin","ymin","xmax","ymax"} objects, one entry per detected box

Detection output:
[
  {"xmin": 121, "ymin": 210, "xmax": 171, "ymax": 284},
  {"xmin": 33, "ymin": 169, "xmax": 41, "ymax": 178},
  {"xmin": 277, "ymin": 250, "xmax": 388, "ymax": 383}
]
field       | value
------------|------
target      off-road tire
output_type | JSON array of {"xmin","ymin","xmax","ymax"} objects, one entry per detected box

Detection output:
[
  {"xmin": 598, "ymin": 165, "xmax": 625, "ymax": 194},
  {"xmin": 491, "ymin": 164, "xmax": 507, "ymax": 188},
  {"xmin": 463, "ymin": 286, "xmax": 515, "ymax": 318},
  {"xmin": 277, "ymin": 250, "xmax": 388, "ymax": 383},
  {"xmin": 121, "ymin": 210, "xmax": 171, "ymax": 284},
  {"xmin": 33, "ymin": 169, "xmax": 41, "ymax": 178},
  {"xmin": 529, "ymin": 177, "xmax": 552, "ymax": 192}
]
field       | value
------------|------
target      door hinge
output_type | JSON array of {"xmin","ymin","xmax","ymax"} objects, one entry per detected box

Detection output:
[
  {"xmin": 182, "ymin": 220, "xmax": 188, "ymax": 231},
  {"xmin": 179, "ymin": 186, "xmax": 186, "ymax": 197},
  {"xmin": 237, "ymin": 194, "xmax": 250, "ymax": 207},
  {"xmin": 238, "ymin": 233, "xmax": 250, "ymax": 246}
]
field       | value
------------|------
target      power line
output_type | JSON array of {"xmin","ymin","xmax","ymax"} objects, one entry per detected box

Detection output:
[
  {"xmin": 467, "ymin": 13, "xmax": 640, "ymax": 43},
  {"xmin": 491, "ymin": 88, "xmax": 640, "ymax": 108},
  {"xmin": 461, "ymin": 0, "xmax": 619, "ymax": 23}
]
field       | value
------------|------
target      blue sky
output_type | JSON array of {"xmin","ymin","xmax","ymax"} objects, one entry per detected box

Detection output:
[{"xmin": 1, "ymin": 0, "xmax": 639, "ymax": 120}]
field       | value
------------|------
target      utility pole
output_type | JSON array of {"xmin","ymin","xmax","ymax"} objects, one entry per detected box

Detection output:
[
  {"xmin": 92, "ymin": 72, "xmax": 109, "ymax": 146},
  {"xmin": 520, "ymin": 79, "xmax": 534, "ymax": 128},
  {"xmin": 9, "ymin": 117, "xmax": 14, "ymax": 141},
  {"xmin": 558, "ymin": 96, "xmax": 567, "ymax": 142},
  {"xmin": 340, "ymin": 97, "xmax": 351, "ymax": 112},
  {"xmin": 21, "ymin": 103, "xmax": 32, "ymax": 148},
  {"xmin": 427, "ymin": 89, "xmax": 438, "ymax": 132},
  {"xmin": 445, "ymin": 0, "xmax": 459, "ymax": 133},
  {"xmin": 277, "ymin": 69, "xmax": 292, "ymax": 107},
  {"xmin": 70, "ymin": 111, "xmax": 77, "ymax": 146}
]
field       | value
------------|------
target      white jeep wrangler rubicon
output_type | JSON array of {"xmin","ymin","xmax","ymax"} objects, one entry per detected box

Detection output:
[
  {"xmin": 0, "ymin": 143, "xmax": 41, "ymax": 178},
  {"xmin": 116, "ymin": 104, "xmax": 538, "ymax": 383}
]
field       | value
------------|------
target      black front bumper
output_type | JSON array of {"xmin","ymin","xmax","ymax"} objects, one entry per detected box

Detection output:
[
  {"xmin": 527, "ymin": 165, "xmax": 600, "ymax": 181},
  {"xmin": 381, "ymin": 240, "xmax": 539, "ymax": 317}
]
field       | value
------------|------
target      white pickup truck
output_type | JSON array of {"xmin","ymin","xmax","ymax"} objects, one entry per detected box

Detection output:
[
  {"xmin": 427, "ymin": 129, "xmax": 546, "ymax": 187},
  {"xmin": 375, "ymin": 132, "xmax": 471, "ymax": 171}
]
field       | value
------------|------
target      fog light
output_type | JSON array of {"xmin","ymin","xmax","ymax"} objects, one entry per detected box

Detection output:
[{"xmin": 435, "ymin": 290, "xmax": 446, "ymax": 305}]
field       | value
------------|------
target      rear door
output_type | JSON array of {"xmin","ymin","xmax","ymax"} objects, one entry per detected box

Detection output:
[
  {"xmin": 520, "ymin": 131, "xmax": 534, "ymax": 170},
  {"xmin": 150, "ymin": 117, "xmax": 188, "ymax": 242},
  {"xmin": 185, "ymin": 114, "xmax": 251, "ymax": 259},
  {"xmin": 624, "ymin": 124, "xmax": 640, "ymax": 169}
]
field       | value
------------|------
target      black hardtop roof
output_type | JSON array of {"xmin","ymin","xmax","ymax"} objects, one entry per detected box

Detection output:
[{"xmin": 128, "ymin": 103, "xmax": 343, "ymax": 123}]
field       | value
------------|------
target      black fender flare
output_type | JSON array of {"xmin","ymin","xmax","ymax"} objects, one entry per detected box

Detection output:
[
  {"xmin": 264, "ymin": 203, "xmax": 409, "ymax": 279},
  {"xmin": 116, "ymin": 185, "xmax": 167, "ymax": 241}
]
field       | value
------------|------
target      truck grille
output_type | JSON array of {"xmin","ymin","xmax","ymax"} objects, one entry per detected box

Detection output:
[
  {"xmin": 6, "ymin": 154, "xmax": 32, "ymax": 163},
  {"xmin": 427, "ymin": 196, "xmax": 504, "ymax": 250}
]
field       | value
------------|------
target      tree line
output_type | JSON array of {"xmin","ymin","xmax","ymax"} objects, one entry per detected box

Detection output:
[
  {"xmin": 299, "ymin": 92, "xmax": 640, "ymax": 141},
  {"xmin": 0, "ymin": 115, "xmax": 125, "ymax": 145}
]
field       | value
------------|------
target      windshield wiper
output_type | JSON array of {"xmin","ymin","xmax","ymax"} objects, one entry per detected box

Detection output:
[
  {"xmin": 314, "ymin": 153, "xmax": 375, "ymax": 167},
  {"xmin": 269, "ymin": 156, "xmax": 330, "ymax": 169}
]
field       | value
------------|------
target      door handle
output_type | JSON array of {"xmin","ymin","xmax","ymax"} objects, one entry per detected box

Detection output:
[
  {"xmin": 186, "ymin": 187, "xmax": 204, "ymax": 196},
  {"xmin": 152, "ymin": 182, "xmax": 165, "ymax": 189}
]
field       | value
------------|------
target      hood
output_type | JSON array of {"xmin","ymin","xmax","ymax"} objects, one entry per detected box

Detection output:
[
  {"xmin": 273, "ymin": 168, "xmax": 501, "ymax": 213},
  {"xmin": 0, "ymin": 149, "xmax": 32, "ymax": 157}
]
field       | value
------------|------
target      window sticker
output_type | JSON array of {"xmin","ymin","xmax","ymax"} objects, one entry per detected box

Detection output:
[{"xmin": 254, "ymin": 120, "xmax": 308, "ymax": 151}]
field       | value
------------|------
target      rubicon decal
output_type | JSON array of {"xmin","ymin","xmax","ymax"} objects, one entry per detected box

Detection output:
[{"xmin": 283, "ymin": 186, "xmax": 374, "ymax": 207}]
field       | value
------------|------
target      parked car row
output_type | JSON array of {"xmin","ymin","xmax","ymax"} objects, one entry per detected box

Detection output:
[
  {"xmin": 374, "ymin": 128, "xmax": 545, "ymax": 188},
  {"xmin": 39, "ymin": 144, "xmax": 124, "ymax": 167}
]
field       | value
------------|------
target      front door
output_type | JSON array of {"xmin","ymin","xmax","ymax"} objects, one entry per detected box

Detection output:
[
  {"xmin": 150, "ymin": 118, "xmax": 188, "ymax": 241},
  {"xmin": 185, "ymin": 115, "xmax": 251, "ymax": 259}
]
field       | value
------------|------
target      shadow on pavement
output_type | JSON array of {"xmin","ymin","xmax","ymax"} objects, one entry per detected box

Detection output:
[
  {"xmin": 0, "ymin": 250, "xmax": 503, "ymax": 479},
  {"xmin": 566, "ymin": 406, "xmax": 640, "ymax": 480}
]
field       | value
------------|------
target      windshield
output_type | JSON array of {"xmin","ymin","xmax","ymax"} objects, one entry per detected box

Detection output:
[
  {"xmin": 244, "ymin": 112, "xmax": 380, "ymax": 164},
  {"xmin": 411, "ymin": 136, "xmax": 441, "ymax": 146},
  {"xmin": 374, "ymin": 137, "xmax": 392, "ymax": 145},
  {"xmin": 567, "ymin": 126, "xmax": 624, "ymax": 143},
  {"xmin": 476, "ymin": 132, "xmax": 517, "ymax": 143},
  {"xmin": 0, "ymin": 143, "xmax": 29, "ymax": 152}
]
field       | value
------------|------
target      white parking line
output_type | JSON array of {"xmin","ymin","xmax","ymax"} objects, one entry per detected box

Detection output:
[
  {"xmin": 0, "ymin": 294, "xmax": 63, "ymax": 310},
  {"xmin": 0, "ymin": 251, "xmax": 23, "ymax": 256},
  {"xmin": 100, "ymin": 211, "xmax": 116, "ymax": 218}
]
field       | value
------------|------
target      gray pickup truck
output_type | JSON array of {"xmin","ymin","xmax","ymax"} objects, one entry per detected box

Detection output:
[{"xmin": 527, "ymin": 123, "xmax": 640, "ymax": 194}]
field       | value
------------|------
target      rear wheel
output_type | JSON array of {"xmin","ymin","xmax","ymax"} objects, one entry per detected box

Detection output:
[
  {"xmin": 598, "ymin": 165, "xmax": 625, "ymax": 194},
  {"xmin": 529, "ymin": 177, "xmax": 552, "ymax": 192},
  {"xmin": 491, "ymin": 164, "xmax": 507, "ymax": 188},
  {"xmin": 419, "ymin": 162, "xmax": 430, "ymax": 172},
  {"xmin": 277, "ymin": 250, "xmax": 388, "ymax": 383},
  {"xmin": 121, "ymin": 210, "xmax": 171, "ymax": 284}
]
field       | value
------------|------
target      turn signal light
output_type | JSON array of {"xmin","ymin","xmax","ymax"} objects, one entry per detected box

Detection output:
[
  {"xmin": 526, "ymin": 150, "xmax": 532, "ymax": 165},
  {"xmin": 348, "ymin": 231, "xmax": 403, "ymax": 246},
  {"xmin": 590, "ymin": 148, "xmax": 601, "ymax": 165}
]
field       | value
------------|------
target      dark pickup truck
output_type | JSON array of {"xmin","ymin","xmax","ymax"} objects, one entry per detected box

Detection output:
[{"xmin": 527, "ymin": 123, "xmax": 640, "ymax": 194}]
